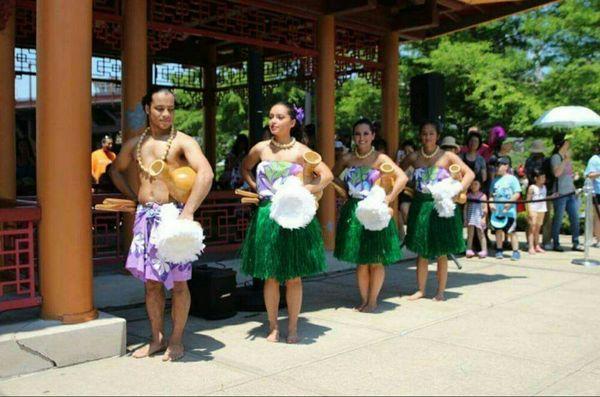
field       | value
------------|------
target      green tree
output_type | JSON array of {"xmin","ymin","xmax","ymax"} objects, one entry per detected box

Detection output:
[
  {"xmin": 173, "ymin": 89, "xmax": 203, "ymax": 140},
  {"xmin": 216, "ymin": 91, "xmax": 248, "ymax": 162},
  {"xmin": 171, "ymin": 0, "xmax": 599, "ymax": 169},
  {"xmin": 336, "ymin": 78, "xmax": 381, "ymax": 135}
]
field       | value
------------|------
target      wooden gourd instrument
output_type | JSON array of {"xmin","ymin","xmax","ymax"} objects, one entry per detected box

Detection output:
[
  {"xmin": 148, "ymin": 159, "xmax": 196, "ymax": 204},
  {"xmin": 375, "ymin": 162, "xmax": 395, "ymax": 195},
  {"xmin": 449, "ymin": 164, "xmax": 467, "ymax": 204},
  {"xmin": 298, "ymin": 151, "xmax": 323, "ymax": 202}
]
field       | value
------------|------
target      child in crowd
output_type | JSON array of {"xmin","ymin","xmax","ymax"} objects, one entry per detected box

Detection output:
[
  {"xmin": 526, "ymin": 168, "xmax": 548, "ymax": 254},
  {"xmin": 490, "ymin": 157, "xmax": 522, "ymax": 261},
  {"xmin": 465, "ymin": 179, "xmax": 488, "ymax": 258}
]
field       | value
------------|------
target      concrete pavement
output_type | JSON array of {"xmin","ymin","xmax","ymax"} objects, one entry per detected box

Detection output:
[{"xmin": 1, "ymin": 243, "xmax": 599, "ymax": 395}]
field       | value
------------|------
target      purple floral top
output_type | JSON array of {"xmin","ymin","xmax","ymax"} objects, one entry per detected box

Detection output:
[
  {"xmin": 412, "ymin": 166, "xmax": 451, "ymax": 193},
  {"xmin": 256, "ymin": 160, "xmax": 303, "ymax": 198},
  {"xmin": 343, "ymin": 166, "xmax": 381, "ymax": 199}
]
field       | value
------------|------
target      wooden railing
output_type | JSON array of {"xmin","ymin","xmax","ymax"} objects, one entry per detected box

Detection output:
[
  {"xmin": 92, "ymin": 191, "xmax": 255, "ymax": 264},
  {"xmin": 0, "ymin": 199, "xmax": 42, "ymax": 312}
]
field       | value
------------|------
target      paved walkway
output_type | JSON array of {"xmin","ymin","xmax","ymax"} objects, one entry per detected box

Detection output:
[{"xmin": 1, "ymin": 245, "xmax": 600, "ymax": 396}]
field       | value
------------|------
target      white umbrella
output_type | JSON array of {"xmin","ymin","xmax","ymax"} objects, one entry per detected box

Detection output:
[{"xmin": 534, "ymin": 106, "xmax": 600, "ymax": 128}]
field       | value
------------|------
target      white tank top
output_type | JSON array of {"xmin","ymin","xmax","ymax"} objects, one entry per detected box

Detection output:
[{"xmin": 529, "ymin": 185, "xmax": 547, "ymax": 212}]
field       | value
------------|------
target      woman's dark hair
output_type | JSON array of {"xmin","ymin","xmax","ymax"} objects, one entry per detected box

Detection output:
[
  {"xmin": 552, "ymin": 133, "xmax": 567, "ymax": 155},
  {"xmin": 419, "ymin": 120, "xmax": 440, "ymax": 135},
  {"xmin": 352, "ymin": 117, "xmax": 374, "ymax": 133},
  {"xmin": 465, "ymin": 132, "xmax": 482, "ymax": 150},
  {"xmin": 272, "ymin": 101, "xmax": 304, "ymax": 141},
  {"xmin": 142, "ymin": 86, "xmax": 175, "ymax": 108}
]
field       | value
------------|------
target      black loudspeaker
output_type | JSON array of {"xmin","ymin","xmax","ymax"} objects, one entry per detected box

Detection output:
[
  {"xmin": 410, "ymin": 73, "xmax": 445, "ymax": 126},
  {"xmin": 236, "ymin": 278, "xmax": 287, "ymax": 312},
  {"xmin": 189, "ymin": 265, "xmax": 237, "ymax": 320}
]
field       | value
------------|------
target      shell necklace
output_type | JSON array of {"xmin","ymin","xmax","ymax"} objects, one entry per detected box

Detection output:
[
  {"xmin": 136, "ymin": 126, "xmax": 176, "ymax": 175},
  {"xmin": 270, "ymin": 137, "xmax": 296, "ymax": 150},
  {"xmin": 354, "ymin": 147, "xmax": 375, "ymax": 159},
  {"xmin": 420, "ymin": 146, "xmax": 439, "ymax": 159}
]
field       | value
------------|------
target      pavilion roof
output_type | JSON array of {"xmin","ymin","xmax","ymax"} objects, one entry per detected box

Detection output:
[{"xmin": 9, "ymin": 0, "xmax": 557, "ymax": 90}]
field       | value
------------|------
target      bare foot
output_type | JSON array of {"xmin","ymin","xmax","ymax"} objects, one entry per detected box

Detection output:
[
  {"xmin": 407, "ymin": 291, "xmax": 425, "ymax": 301},
  {"xmin": 131, "ymin": 341, "xmax": 166, "ymax": 359},
  {"xmin": 528, "ymin": 249, "xmax": 536, "ymax": 255},
  {"xmin": 433, "ymin": 293, "xmax": 445, "ymax": 302},
  {"xmin": 266, "ymin": 328, "xmax": 280, "ymax": 343},
  {"xmin": 287, "ymin": 334, "xmax": 299, "ymax": 344},
  {"xmin": 162, "ymin": 344, "xmax": 184, "ymax": 362},
  {"xmin": 353, "ymin": 302, "xmax": 367, "ymax": 312},
  {"xmin": 361, "ymin": 304, "xmax": 378, "ymax": 313}
]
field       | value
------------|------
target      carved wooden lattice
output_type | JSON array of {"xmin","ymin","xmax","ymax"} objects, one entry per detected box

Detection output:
[
  {"xmin": 153, "ymin": 62, "xmax": 203, "ymax": 89},
  {"xmin": 0, "ymin": 208, "xmax": 41, "ymax": 312},
  {"xmin": 91, "ymin": 192, "xmax": 254, "ymax": 265},
  {"xmin": 15, "ymin": 4, "xmax": 34, "ymax": 46},
  {"xmin": 94, "ymin": 20, "xmax": 121, "ymax": 52},
  {"xmin": 14, "ymin": 0, "xmax": 387, "ymax": 90},
  {"xmin": 150, "ymin": 0, "xmax": 317, "ymax": 52},
  {"xmin": 336, "ymin": 26, "xmax": 383, "ymax": 86}
]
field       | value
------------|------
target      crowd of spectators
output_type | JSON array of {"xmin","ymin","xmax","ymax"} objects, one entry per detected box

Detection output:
[{"xmin": 397, "ymin": 125, "xmax": 597, "ymax": 259}]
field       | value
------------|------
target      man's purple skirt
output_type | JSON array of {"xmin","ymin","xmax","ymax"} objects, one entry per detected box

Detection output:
[{"xmin": 126, "ymin": 202, "xmax": 192, "ymax": 290}]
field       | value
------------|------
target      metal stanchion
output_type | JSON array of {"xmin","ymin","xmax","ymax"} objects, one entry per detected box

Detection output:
[
  {"xmin": 572, "ymin": 178, "xmax": 600, "ymax": 267},
  {"xmin": 449, "ymin": 254, "xmax": 462, "ymax": 270}
]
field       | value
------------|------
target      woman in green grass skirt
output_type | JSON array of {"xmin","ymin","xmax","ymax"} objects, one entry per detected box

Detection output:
[
  {"xmin": 333, "ymin": 118, "xmax": 408, "ymax": 312},
  {"xmin": 240, "ymin": 102, "xmax": 333, "ymax": 344},
  {"xmin": 399, "ymin": 122, "xmax": 475, "ymax": 301}
]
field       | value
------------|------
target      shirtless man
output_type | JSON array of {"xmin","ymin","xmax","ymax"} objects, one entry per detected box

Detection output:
[{"xmin": 110, "ymin": 87, "xmax": 213, "ymax": 361}]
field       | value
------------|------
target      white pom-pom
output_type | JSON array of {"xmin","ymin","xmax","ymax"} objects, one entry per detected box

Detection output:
[
  {"xmin": 270, "ymin": 177, "xmax": 317, "ymax": 229},
  {"xmin": 154, "ymin": 204, "xmax": 206, "ymax": 264},
  {"xmin": 159, "ymin": 202, "xmax": 180, "ymax": 221},
  {"xmin": 355, "ymin": 185, "xmax": 391, "ymax": 231},
  {"xmin": 426, "ymin": 178, "xmax": 462, "ymax": 218}
]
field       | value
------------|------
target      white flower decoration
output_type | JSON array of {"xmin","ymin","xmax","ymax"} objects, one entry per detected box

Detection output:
[
  {"xmin": 130, "ymin": 233, "xmax": 145, "ymax": 254},
  {"xmin": 355, "ymin": 185, "xmax": 391, "ymax": 231},
  {"xmin": 151, "ymin": 257, "xmax": 171, "ymax": 276},
  {"xmin": 269, "ymin": 177, "xmax": 317, "ymax": 230},
  {"xmin": 426, "ymin": 178, "xmax": 463, "ymax": 218}
]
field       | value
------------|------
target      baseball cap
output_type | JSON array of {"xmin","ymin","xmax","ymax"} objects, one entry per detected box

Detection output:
[{"xmin": 497, "ymin": 156, "xmax": 510, "ymax": 166}]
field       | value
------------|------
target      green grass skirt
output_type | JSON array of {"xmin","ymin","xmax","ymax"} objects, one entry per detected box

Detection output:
[
  {"xmin": 334, "ymin": 198, "xmax": 403, "ymax": 265},
  {"xmin": 405, "ymin": 192, "xmax": 465, "ymax": 259},
  {"xmin": 240, "ymin": 201, "xmax": 327, "ymax": 282}
]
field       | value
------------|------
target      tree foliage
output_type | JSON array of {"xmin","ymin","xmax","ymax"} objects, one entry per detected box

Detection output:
[{"xmin": 174, "ymin": 0, "xmax": 598, "ymax": 170}]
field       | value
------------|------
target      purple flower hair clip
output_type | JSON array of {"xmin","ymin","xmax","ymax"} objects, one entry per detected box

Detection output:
[{"xmin": 293, "ymin": 105, "xmax": 305, "ymax": 125}]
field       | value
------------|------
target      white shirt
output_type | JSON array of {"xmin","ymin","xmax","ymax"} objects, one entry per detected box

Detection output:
[{"xmin": 529, "ymin": 184, "xmax": 547, "ymax": 212}]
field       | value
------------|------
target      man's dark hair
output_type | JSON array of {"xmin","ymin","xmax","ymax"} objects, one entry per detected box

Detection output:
[{"xmin": 142, "ymin": 86, "xmax": 175, "ymax": 108}]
